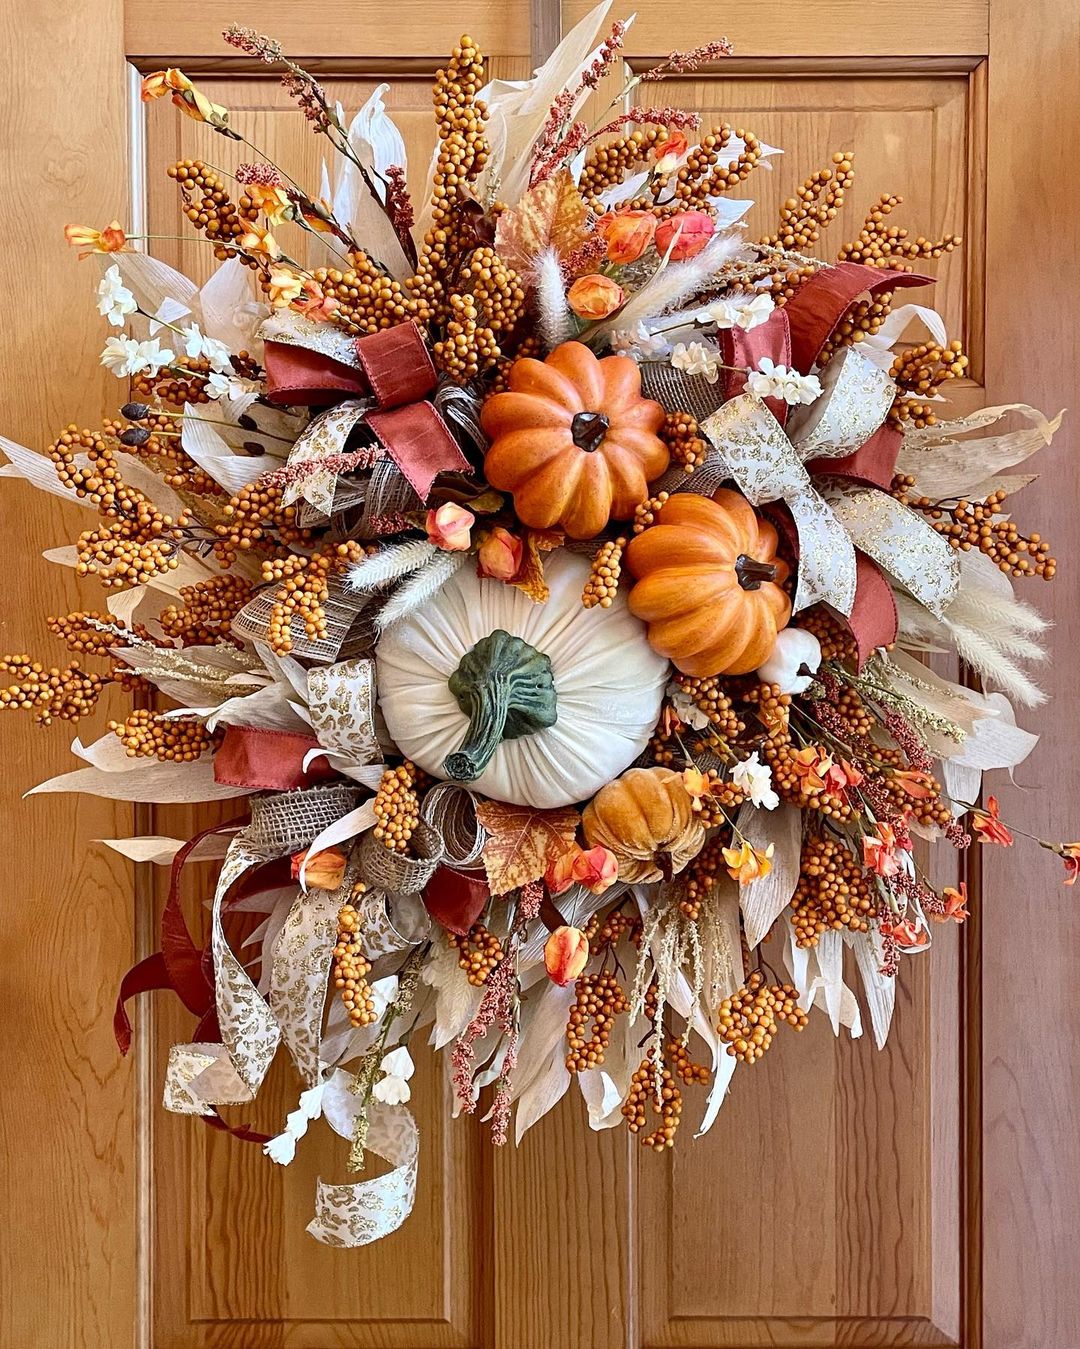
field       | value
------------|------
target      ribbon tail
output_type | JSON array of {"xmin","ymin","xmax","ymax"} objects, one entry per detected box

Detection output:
[
  {"xmin": 825, "ymin": 484, "xmax": 960, "ymax": 618},
  {"xmin": 848, "ymin": 553, "xmax": 899, "ymax": 667},
  {"xmin": 786, "ymin": 487, "xmax": 858, "ymax": 615}
]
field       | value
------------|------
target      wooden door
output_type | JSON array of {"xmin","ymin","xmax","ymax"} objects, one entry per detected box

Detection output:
[{"xmin": 2, "ymin": 1, "xmax": 1078, "ymax": 1346}]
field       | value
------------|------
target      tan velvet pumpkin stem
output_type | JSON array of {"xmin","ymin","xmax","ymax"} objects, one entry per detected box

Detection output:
[{"xmin": 444, "ymin": 629, "xmax": 558, "ymax": 782}]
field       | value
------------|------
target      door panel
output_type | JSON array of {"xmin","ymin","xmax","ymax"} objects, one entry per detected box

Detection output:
[{"xmin": 4, "ymin": 1, "xmax": 1079, "ymax": 1346}]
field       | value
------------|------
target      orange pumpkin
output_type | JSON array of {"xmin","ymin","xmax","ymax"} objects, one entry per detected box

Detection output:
[
  {"xmin": 481, "ymin": 341, "xmax": 668, "ymax": 539},
  {"xmin": 582, "ymin": 766, "xmax": 706, "ymax": 884},
  {"xmin": 624, "ymin": 488, "xmax": 791, "ymax": 677}
]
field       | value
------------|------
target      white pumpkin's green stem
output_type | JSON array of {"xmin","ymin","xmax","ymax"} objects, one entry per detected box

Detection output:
[{"xmin": 444, "ymin": 629, "xmax": 558, "ymax": 782}]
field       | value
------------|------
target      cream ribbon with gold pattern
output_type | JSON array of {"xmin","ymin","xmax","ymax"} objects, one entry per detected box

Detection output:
[{"xmin": 699, "ymin": 347, "xmax": 960, "ymax": 616}]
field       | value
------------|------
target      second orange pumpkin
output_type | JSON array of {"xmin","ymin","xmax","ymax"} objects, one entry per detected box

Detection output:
[
  {"xmin": 481, "ymin": 341, "xmax": 668, "ymax": 539},
  {"xmin": 624, "ymin": 488, "xmax": 792, "ymax": 676}
]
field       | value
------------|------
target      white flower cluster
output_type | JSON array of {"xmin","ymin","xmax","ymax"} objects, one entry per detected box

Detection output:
[{"xmin": 746, "ymin": 357, "xmax": 821, "ymax": 406}]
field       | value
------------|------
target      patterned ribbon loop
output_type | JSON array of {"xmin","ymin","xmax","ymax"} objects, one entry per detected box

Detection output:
[
  {"xmin": 262, "ymin": 314, "xmax": 470, "ymax": 498},
  {"xmin": 700, "ymin": 346, "xmax": 960, "ymax": 620},
  {"xmin": 822, "ymin": 482, "xmax": 960, "ymax": 618},
  {"xmin": 700, "ymin": 392, "xmax": 858, "ymax": 614}
]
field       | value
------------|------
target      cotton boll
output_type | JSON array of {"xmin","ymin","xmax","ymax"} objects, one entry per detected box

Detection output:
[{"xmin": 756, "ymin": 628, "xmax": 822, "ymax": 694}]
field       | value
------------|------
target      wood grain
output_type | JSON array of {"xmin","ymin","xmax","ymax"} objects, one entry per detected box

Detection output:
[
  {"xmin": 125, "ymin": 1, "xmax": 531, "ymax": 60},
  {"xmin": 0, "ymin": 3, "xmax": 137, "ymax": 1347},
  {"xmin": 3, "ymin": 1, "xmax": 1077, "ymax": 1345},
  {"xmin": 981, "ymin": 3, "xmax": 1080, "ymax": 1347},
  {"xmin": 565, "ymin": 0, "xmax": 990, "ymax": 58}
]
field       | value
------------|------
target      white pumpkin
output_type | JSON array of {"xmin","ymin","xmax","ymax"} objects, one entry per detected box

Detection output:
[
  {"xmin": 755, "ymin": 626, "xmax": 822, "ymax": 694},
  {"xmin": 376, "ymin": 550, "xmax": 668, "ymax": 809}
]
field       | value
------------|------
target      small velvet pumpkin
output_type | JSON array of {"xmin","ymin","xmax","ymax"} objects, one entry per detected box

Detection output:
[
  {"xmin": 624, "ymin": 488, "xmax": 791, "ymax": 677},
  {"xmin": 581, "ymin": 766, "xmax": 706, "ymax": 884},
  {"xmin": 480, "ymin": 341, "xmax": 668, "ymax": 539}
]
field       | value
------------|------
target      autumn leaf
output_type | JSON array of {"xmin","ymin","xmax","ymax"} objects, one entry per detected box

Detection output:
[
  {"xmin": 494, "ymin": 169, "xmax": 591, "ymax": 273},
  {"xmin": 509, "ymin": 527, "xmax": 563, "ymax": 603},
  {"xmin": 474, "ymin": 800, "xmax": 581, "ymax": 896}
]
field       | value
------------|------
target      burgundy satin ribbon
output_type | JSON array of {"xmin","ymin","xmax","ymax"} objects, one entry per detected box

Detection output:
[
  {"xmin": 423, "ymin": 865, "xmax": 490, "ymax": 936},
  {"xmin": 743, "ymin": 264, "xmax": 935, "ymax": 663},
  {"xmin": 212, "ymin": 724, "xmax": 339, "ymax": 791},
  {"xmin": 264, "ymin": 319, "xmax": 469, "ymax": 497}
]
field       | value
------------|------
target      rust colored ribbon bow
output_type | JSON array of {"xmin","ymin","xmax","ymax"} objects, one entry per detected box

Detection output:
[
  {"xmin": 263, "ymin": 318, "xmax": 469, "ymax": 497},
  {"xmin": 716, "ymin": 262, "xmax": 942, "ymax": 664}
]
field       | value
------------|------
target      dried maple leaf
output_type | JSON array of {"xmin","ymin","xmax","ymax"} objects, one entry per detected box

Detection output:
[
  {"xmin": 475, "ymin": 800, "xmax": 581, "ymax": 896},
  {"xmin": 494, "ymin": 169, "xmax": 590, "ymax": 273}
]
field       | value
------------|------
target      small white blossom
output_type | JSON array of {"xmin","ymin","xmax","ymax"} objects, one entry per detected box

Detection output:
[
  {"xmin": 668, "ymin": 683, "xmax": 711, "ymax": 731},
  {"xmin": 179, "ymin": 325, "xmax": 233, "ymax": 372},
  {"xmin": 670, "ymin": 340, "xmax": 724, "ymax": 384},
  {"xmin": 372, "ymin": 1046, "xmax": 414, "ymax": 1105},
  {"xmin": 100, "ymin": 335, "xmax": 142, "ymax": 376},
  {"xmin": 609, "ymin": 321, "xmax": 670, "ymax": 360},
  {"xmin": 731, "ymin": 752, "xmax": 779, "ymax": 810},
  {"xmin": 707, "ymin": 291, "xmax": 774, "ymax": 333},
  {"xmin": 206, "ymin": 370, "xmax": 259, "ymax": 400},
  {"xmin": 96, "ymin": 265, "xmax": 137, "ymax": 327},
  {"xmin": 746, "ymin": 357, "xmax": 821, "ymax": 406},
  {"xmin": 100, "ymin": 335, "xmax": 174, "ymax": 378}
]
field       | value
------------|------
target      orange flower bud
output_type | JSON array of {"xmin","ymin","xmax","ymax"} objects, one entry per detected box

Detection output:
[
  {"xmin": 653, "ymin": 130, "xmax": 689, "ymax": 174},
  {"xmin": 545, "ymin": 847, "xmax": 579, "ymax": 897},
  {"xmin": 598, "ymin": 209, "xmax": 657, "ymax": 264},
  {"xmin": 567, "ymin": 273, "xmax": 624, "ymax": 320},
  {"xmin": 426, "ymin": 502, "xmax": 474, "ymax": 551},
  {"xmin": 64, "ymin": 221, "xmax": 127, "ymax": 260},
  {"xmin": 544, "ymin": 925, "xmax": 590, "ymax": 986},
  {"xmin": 478, "ymin": 526, "xmax": 523, "ymax": 580},
  {"xmin": 290, "ymin": 846, "xmax": 347, "ymax": 891},
  {"xmin": 655, "ymin": 210, "xmax": 715, "ymax": 261},
  {"xmin": 572, "ymin": 844, "xmax": 618, "ymax": 894}
]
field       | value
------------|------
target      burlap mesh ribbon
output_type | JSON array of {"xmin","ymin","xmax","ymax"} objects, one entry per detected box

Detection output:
[{"xmin": 358, "ymin": 818, "xmax": 443, "ymax": 895}]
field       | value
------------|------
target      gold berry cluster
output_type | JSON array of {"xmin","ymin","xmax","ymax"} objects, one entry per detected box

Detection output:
[
  {"xmin": 632, "ymin": 491, "xmax": 670, "ymax": 534},
  {"xmin": 108, "ymin": 709, "xmax": 219, "ymax": 762},
  {"xmin": 888, "ymin": 340, "xmax": 969, "ymax": 429},
  {"xmin": 159, "ymin": 575, "xmax": 252, "ymax": 647},
  {"xmin": 890, "ymin": 475, "xmax": 1056, "ymax": 579},
  {"xmin": 678, "ymin": 832, "xmax": 731, "ymax": 920},
  {"xmin": 372, "ymin": 762, "xmax": 421, "ymax": 853},
  {"xmin": 578, "ymin": 126, "xmax": 668, "ymax": 206},
  {"xmin": 450, "ymin": 923, "xmax": 504, "ymax": 985},
  {"xmin": 565, "ymin": 970, "xmax": 631, "ymax": 1072},
  {"xmin": 333, "ymin": 894, "xmax": 377, "ymax": 1028},
  {"xmin": 214, "ymin": 476, "xmax": 315, "ymax": 566},
  {"xmin": 717, "ymin": 972, "xmax": 808, "ymax": 1062},
  {"xmin": 581, "ymin": 537, "xmax": 626, "ymax": 609},
  {"xmin": 131, "ymin": 356, "xmax": 213, "ymax": 408},
  {"xmin": 261, "ymin": 540, "xmax": 367, "ymax": 655},
  {"xmin": 313, "ymin": 256, "xmax": 414, "ymax": 335},
  {"xmin": 790, "ymin": 834, "xmax": 877, "ymax": 947},
  {"xmin": 837, "ymin": 194, "xmax": 961, "ymax": 272},
  {"xmin": 668, "ymin": 124, "xmax": 763, "ymax": 207},
  {"xmin": 0, "ymin": 656, "xmax": 110, "ymax": 725},
  {"xmin": 433, "ymin": 291, "xmax": 500, "ymax": 380},
  {"xmin": 622, "ymin": 1054, "xmax": 683, "ymax": 1149},
  {"xmin": 762, "ymin": 152, "xmax": 854, "ymax": 301},
  {"xmin": 661, "ymin": 411, "xmax": 709, "ymax": 475},
  {"xmin": 406, "ymin": 36, "xmax": 489, "ymax": 324},
  {"xmin": 168, "ymin": 159, "xmax": 261, "ymax": 266},
  {"xmin": 800, "ymin": 604, "xmax": 858, "ymax": 663}
]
